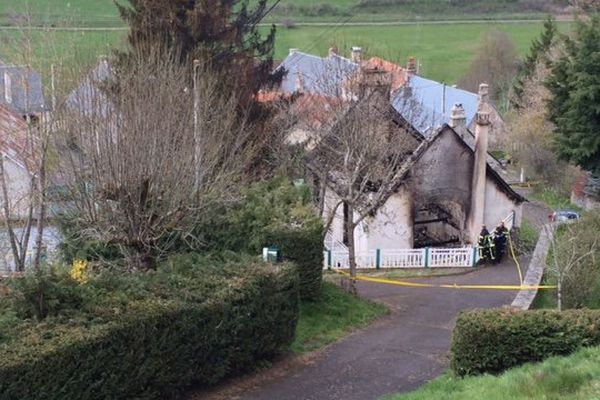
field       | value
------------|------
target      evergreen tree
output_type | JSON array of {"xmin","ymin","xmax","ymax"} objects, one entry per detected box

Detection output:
[
  {"xmin": 511, "ymin": 16, "xmax": 557, "ymax": 109},
  {"xmin": 115, "ymin": 0, "xmax": 281, "ymax": 108},
  {"xmin": 546, "ymin": 16, "xmax": 600, "ymax": 174}
]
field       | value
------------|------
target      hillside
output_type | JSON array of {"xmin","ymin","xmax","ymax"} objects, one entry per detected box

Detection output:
[{"xmin": 0, "ymin": 0, "xmax": 573, "ymax": 27}]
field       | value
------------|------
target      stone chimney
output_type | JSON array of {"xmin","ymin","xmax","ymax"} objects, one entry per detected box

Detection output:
[
  {"xmin": 358, "ymin": 67, "xmax": 391, "ymax": 104},
  {"xmin": 449, "ymin": 103, "xmax": 467, "ymax": 138},
  {"xmin": 3, "ymin": 71, "xmax": 12, "ymax": 104},
  {"xmin": 478, "ymin": 82, "xmax": 489, "ymax": 104},
  {"xmin": 407, "ymin": 56, "xmax": 417, "ymax": 76},
  {"xmin": 467, "ymin": 91, "xmax": 491, "ymax": 244},
  {"xmin": 294, "ymin": 69, "xmax": 304, "ymax": 93},
  {"xmin": 351, "ymin": 46, "xmax": 362, "ymax": 63},
  {"xmin": 328, "ymin": 46, "xmax": 338, "ymax": 58}
]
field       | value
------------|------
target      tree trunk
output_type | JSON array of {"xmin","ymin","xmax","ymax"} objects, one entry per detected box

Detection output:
[
  {"xmin": 33, "ymin": 151, "xmax": 47, "ymax": 271},
  {"xmin": 345, "ymin": 202, "xmax": 357, "ymax": 295},
  {"xmin": 557, "ymin": 275, "xmax": 562, "ymax": 312}
]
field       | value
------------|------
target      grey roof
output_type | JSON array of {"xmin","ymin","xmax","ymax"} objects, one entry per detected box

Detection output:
[
  {"xmin": 0, "ymin": 63, "xmax": 47, "ymax": 114},
  {"xmin": 392, "ymin": 75, "xmax": 478, "ymax": 138},
  {"xmin": 67, "ymin": 59, "xmax": 113, "ymax": 118},
  {"xmin": 277, "ymin": 51, "xmax": 358, "ymax": 96}
]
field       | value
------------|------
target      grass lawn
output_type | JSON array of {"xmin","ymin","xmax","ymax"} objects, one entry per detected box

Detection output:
[
  {"xmin": 290, "ymin": 281, "xmax": 388, "ymax": 352},
  {"xmin": 0, "ymin": 29, "xmax": 124, "ymax": 91},
  {"xmin": 529, "ymin": 187, "xmax": 582, "ymax": 212},
  {"xmin": 0, "ymin": 0, "xmax": 572, "ymax": 25},
  {"xmin": 518, "ymin": 218, "xmax": 540, "ymax": 253},
  {"xmin": 0, "ymin": 21, "xmax": 571, "ymax": 85},
  {"xmin": 384, "ymin": 346, "xmax": 600, "ymax": 400},
  {"xmin": 274, "ymin": 22, "xmax": 571, "ymax": 83}
]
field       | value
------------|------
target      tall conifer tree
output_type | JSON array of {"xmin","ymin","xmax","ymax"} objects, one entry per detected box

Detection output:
[
  {"xmin": 116, "ymin": 0, "xmax": 281, "ymax": 109},
  {"xmin": 546, "ymin": 16, "xmax": 600, "ymax": 174}
]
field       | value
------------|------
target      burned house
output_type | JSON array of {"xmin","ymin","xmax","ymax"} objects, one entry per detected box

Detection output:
[
  {"xmin": 319, "ymin": 83, "xmax": 524, "ymax": 250},
  {"xmin": 269, "ymin": 48, "xmax": 524, "ymax": 249}
]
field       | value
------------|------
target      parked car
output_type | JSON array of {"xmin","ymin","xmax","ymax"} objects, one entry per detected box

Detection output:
[{"xmin": 549, "ymin": 210, "xmax": 581, "ymax": 223}]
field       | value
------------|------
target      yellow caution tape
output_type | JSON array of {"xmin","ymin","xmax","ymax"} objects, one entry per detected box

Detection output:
[
  {"xmin": 331, "ymin": 269, "xmax": 557, "ymax": 291},
  {"xmin": 507, "ymin": 231, "xmax": 523, "ymax": 285}
]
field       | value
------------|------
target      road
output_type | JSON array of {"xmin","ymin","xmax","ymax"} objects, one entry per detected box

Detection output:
[{"xmin": 195, "ymin": 257, "xmax": 527, "ymax": 400}]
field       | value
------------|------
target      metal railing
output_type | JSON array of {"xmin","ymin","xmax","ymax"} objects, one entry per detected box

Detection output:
[{"xmin": 324, "ymin": 246, "xmax": 477, "ymax": 269}]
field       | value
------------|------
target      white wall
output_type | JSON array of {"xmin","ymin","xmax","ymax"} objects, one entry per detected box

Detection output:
[
  {"xmin": 362, "ymin": 188, "xmax": 413, "ymax": 249},
  {"xmin": 322, "ymin": 186, "xmax": 413, "ymax": 251},
  {"xmin": 0, "ymin": 156, "xmax": 32, "ymax": 221},
  {"xmin": 484, "ymin": 178, "xmax": 522, "ymax": 229}
]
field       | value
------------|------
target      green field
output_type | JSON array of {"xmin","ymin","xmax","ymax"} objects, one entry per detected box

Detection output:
[
  {"xmin": 0, "ymin": 21, "xmax": 571, "ymax": 87},
  {"xmin": 274, "ymin": 22, "xmax": 571, "ymax": 83},
  {"xmin": 0, "ymin": 0, "xmax": 572, "ymax": 25}
]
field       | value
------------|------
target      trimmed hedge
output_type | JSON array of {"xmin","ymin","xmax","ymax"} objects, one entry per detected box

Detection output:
[
  {"xmin": 451, "ymin": 308, "xmax": 600, "ymax": 376},
  {"xmin": 266, "ymin": 224, "xmax": 324, "ymax": 301},
  {"xmin": 0, "ymin": 263, "xmax": 299, "ymax": 400}
]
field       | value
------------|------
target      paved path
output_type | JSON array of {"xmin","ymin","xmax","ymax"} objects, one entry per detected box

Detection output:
[{"xmin": 216, "ymin": 259, "xmax": 525, "ymax": 400}]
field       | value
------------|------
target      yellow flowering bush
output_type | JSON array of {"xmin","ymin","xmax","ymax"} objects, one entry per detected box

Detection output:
[{"xmin": 70, "ymin": 260, "xmax": 89, "ymax": 283}]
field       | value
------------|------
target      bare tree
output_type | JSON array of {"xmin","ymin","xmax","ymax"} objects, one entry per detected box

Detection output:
[
  {"xmin": 55, "ymin": 49, "xmax": 256, "ymax": 269},
  {"xmin": 458, "ymin": 30, "xmax": 518, "ymax": 106},
  {"xmin": 304, "ymin": 71, "xmax": 420, "ymax": 289},
  {"xmin": 506, "ymin": 44, "xmax": 580, "ymax": 191},
  {"xmin": 545, "ymin": 223, "xmax": 598, "ymax": 311},
  {"xmin": 0, "ymin": 12, "xmax": 57, "ymax": 272}
]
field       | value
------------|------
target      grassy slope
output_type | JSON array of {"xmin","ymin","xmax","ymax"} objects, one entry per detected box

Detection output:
[
  {"xmin": 385, "ymin": 346, "xmax": 600, "ymax": 400},
  {"xmin": 0, "ymin": 22, "xmax": 569, "ymax": 86},
  {"xmin": 275, "ymin": 22, "xmax": 570, "ymax": 83},
  {"xmin": 0, "ymin": 0, "xmax": 569, "ymax": 24},
  {"xmin": 291, "ymin": 282, "xmax": 388, "ymax": 352}
]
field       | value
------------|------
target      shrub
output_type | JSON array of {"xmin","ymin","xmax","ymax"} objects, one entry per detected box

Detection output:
[
  {"xmin": 0, "ymin": 260, "xmax": 299, "ymax": 400},
  {"xmin": 555, "ymin": 212, "xmax": 600, "ymax": 309},
  {"xmin": 265, "ymin": 224, "xmax": 324, "ymax": 300},
  {"xmin": 194, "ymin": 176, "xmax": 325, "ymax": 299},
  {"xmin": 2, "ymin": 267, "xmax": 85, "ymax": 321},
  {"xmin": 450, "ymin": 308, "xmax": 600, "ymax": 376}
]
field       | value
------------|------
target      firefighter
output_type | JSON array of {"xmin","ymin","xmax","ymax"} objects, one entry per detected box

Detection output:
[
  {"xmin": 493, "ymin": 221, "xmax": 509, "ymax": 264},
  {"xmin": 477, "ymin": 225, "xmax": 496, "ymax": 264}
]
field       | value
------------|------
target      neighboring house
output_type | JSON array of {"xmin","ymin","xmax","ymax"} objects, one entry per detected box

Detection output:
[
  {"xmin": 273, "ymin": 47, "xmax": 506, "ymax": 148},
  {"xmin": 0, "ymin": 103, "xmax": 36, "ymax": 220},
  {"xmin": 571, "ymin": 171, "xmax": 600, "ymax": 210},
  {"xmin": 67, "ymin": 57, "xmax": 113, "ymax": 118},
  {"xmin": 0, "ymin": 61, "xmax": 47, "ymax": 119}
]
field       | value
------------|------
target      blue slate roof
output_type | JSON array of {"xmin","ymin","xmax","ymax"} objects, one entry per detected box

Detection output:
[
  {"xmin": 67, "ymin": 59, "xmax": 113, "ymax": 118},
  {"xmin": 0, "ymin": 63, "xmax": 47, "ymax": 114},
  {"xmin": 276, "ymin": 52, "xmax": 483, "ymax": 138},
  {"xmin": 392, "ymin": 76, "xmax": 478, "ymax": 137},
  {"xmin": 277, "ymin": 51, "xmax": 358, "ymax": 96}
]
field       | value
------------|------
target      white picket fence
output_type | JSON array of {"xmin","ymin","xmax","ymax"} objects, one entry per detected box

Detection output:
[{"xmin": 324, "ymin": 247, "xmax": 477, "ymax": 269}]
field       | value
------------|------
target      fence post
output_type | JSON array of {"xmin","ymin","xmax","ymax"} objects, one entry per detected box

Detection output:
[
  {"xmin": 376, "ymin": 249, "xmax": 381, "ymax": 269},
  {"xmin": 471, "ymin": 247, "xmax": 477, "ymax": 267},
  {"xmin": 424, "ymin": 248, "xmax": 430, "ymax": 268},
  {"xmin": 327, "ymin": 250, "xmax": 332, "ymax": 270}
]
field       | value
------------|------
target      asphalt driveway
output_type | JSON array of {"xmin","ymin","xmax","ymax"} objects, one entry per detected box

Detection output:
[{"xmin": 197, "ymin": 258, "xmax": 526, "ymax": 400}]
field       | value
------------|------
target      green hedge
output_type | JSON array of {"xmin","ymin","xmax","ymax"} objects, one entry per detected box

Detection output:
[
  {"xmin": 0, "ymin": 263, "xmax": 299, "ymax": 400},
  {"xmin": 451, "ymin": 309, "xmax": 600, "ymax": 377},
  {"xmin": 266, "ymin": 224, "xmax": 324, "ymax": 301}
]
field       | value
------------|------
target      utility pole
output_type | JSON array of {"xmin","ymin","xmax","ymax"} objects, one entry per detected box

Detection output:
[{"xmin": 192, "ymin": 59, "xmax": 202, "ymax": 192}]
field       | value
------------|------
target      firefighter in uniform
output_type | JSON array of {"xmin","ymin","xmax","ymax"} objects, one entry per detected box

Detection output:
[
  {"xmin": 492, "ymin": 221, "xmax": 509, "ymax": 264},
  {"xmin": 477, "ymin": 225, "xmax": 496, "ymax": 264}
]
